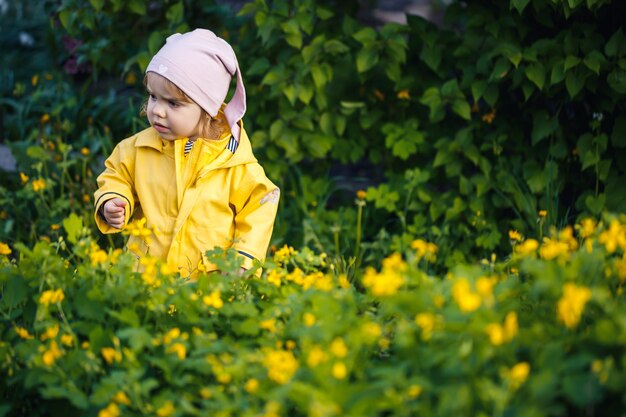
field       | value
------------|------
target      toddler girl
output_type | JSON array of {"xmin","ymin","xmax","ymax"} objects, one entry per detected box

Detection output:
[{"xmin": 94, "ymin": 29, "xmax": 279, "ymax": 278}]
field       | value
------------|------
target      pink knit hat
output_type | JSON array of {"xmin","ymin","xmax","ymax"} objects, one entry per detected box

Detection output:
[{"xmin": 146, "ymin": 29, "xmax": 246, "ymax": 142}]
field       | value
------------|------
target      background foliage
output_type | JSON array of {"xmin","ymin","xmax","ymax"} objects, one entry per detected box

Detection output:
[{"xmin": 1, "ymin": 0, "xmax": 626, "ymax": 415}]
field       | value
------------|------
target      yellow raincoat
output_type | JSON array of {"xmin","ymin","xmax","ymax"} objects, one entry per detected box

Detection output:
[{"xmin": 94, "ymin": 123, "xmax": 279, "ymax": 278}]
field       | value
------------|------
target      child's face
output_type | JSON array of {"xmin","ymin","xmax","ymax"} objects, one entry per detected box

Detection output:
[{"xmin": 146, "ymin": 73, "xmax": 203, "ymax": 141}]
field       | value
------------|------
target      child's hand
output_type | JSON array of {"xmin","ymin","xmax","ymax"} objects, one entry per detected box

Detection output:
[{"xmin": 102, "ymin": 198, "xmax": 127, "ymax": 229}]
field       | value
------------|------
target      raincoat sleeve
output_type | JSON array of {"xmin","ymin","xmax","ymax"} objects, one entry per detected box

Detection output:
[
  {"xmin": 231, "ymin": 164, "xmax": 279, "ymax": 270},
  {"xmin": 93, "ymin": 142, "xmax": 137, "ymax": 234}
]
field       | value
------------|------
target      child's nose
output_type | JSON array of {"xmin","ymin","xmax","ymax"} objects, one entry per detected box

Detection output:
[{"xmin": 152, "ymin": 101, "xmax": 166, "ymax": 117}]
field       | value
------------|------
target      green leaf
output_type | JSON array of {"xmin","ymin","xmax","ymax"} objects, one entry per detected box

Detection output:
[
  {"xmin": 353, "ymin": 27, "xmax": 377, "ymax": 45},
  {"xmin": 565, "ymin": 71, "xmax": 585, "ymax": 98},
  {"xmin": 316, "ymin": 7, "xmax": 334, "ymax": 20},
  {"xmin": 89, "ymin": 0, "xmax": 104, "ymax": 11},
  {"xmin": 320, "ymin": 112, "xmax": 332, "ymax": 135},
  {"xmin": 356, "ymin": 48, "xmax": 379, "ymax": 73},
  {"xmin": 607, "ymin": 70, "xmax": 626, "ymax": 94},
  {"xmin": 108, "ymin": 307, "xmax": 140, "ymax": 327},
  {"xmin": 605, "ymin": 28, "xmax": 626, "ymax": 58},
  {"xmin": 297, "ymin": 82, "xmax": 314, "ymax": 105},
  {"xmin": 261, "ymin": 67, "xmax": 284, "ymax": 86},
  {"xmin": 128, "ymin": 0, "xmax": 146, "ymax": 14},
  {"xmin": 166, "ymin": 2, "xmax": 184, "ymax": 24},
  {"xmin": 585, "ymin": 193, "xmax": 605, "ymax": 214},
  {"xmin": 531, "ymin": 111, "xmax": 559, "ymax": 145},
  {"xmin": 611, "ymin": 116, "xmax": 626, "ymax": 147},
  {"xmin": 63, "ymin": 213, "xmax": 83, "ymax": 245},
  {"xmin": 564, "ymin": 55, "xmax": 581, "ymax": 71},
  {"xmin": 421, "ymin": 45, "xmax": 442, "ymax": 71},
  {"xmin": 148, "ymin": 31, "xmax": 164, "ymax": 55},
  {"xmin": 247, "ymin": 58, "xmax": 270, "ymax": 76},
  {"xmin": 511, "ymin": 0, "xmax": 531, "ymax": 13},
  {"xmin": 281, "ymin": 20, "xmax": 302, "ymax": 49},
  {"xmin": 471, "ymin": 80, "xmax": 487, "ymax": 102},
  {"xmin": 551, "ymin": 60, "xmax": 565, "ymax": 84},
  {"xmin": 2, "ymin": 275, "xmax": 28, "ymax": 308},
  {"xmin": 452, "ymin": 100, "xmax": 471, "ymax": 120},
  {"xmin": 324, "ymin": 40, "xmax": 349, "ymax": 55},
  {"xmin": 58, "ymin": 10, "xmax": 72, "ymax": 29},
  {"xmin": 310, "ymin": 65, "xmax": 327, "ymax": 88},
  {"xmin": 525, "ymin": 63, "xmax": 545, "ymax": 90},
  {"xmin": 583, "ymin": 50, "xmax": 606, "ymax": 75}
]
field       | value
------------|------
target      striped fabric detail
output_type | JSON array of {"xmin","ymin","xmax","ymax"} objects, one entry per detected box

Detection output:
[
  {"xmin": 184, "ymin": 139, "xmax": 194, "ymax": 156},
  {"xmin": 226, "ymin": 135, "xmax": 238, "ymax": 153}
]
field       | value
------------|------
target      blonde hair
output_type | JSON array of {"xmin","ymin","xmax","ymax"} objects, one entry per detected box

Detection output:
[{"xmin": 141, "ymin": 73, "xmax": 228, "ymax": 141}]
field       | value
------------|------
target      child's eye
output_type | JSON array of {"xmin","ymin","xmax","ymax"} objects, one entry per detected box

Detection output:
[
  {"xmin": 148, "ymin": 94, "xmax": 157, "ymax": 100},
  {"xmin": 168, "ymin": 100, "xmax": 180, "ymax": 107}
]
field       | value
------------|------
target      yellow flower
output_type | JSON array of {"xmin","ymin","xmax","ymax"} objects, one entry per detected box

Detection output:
[
  {"xmin": 307, "ymin": 345, "xmax": 327, "ymax": 367},
  {"xmin": 476, "ymin": 276, "xmax": 497, "ymax": 301},
  {"xmin": 397, "ymin": 89, "xmax": 411, "ymax": 100},
  {"xmin": 356, "ymin": 190, "xmax": 367, "ymax": 200},
  {"xmin": 505, "ymin": 362, "xmax": 530, "ymax": 389},
  {"xmin": 411, "ymin": 239, "xmax": 438, "ymax": 262},
  {"xmin": 42, "ymin": 341, "xmax": 63, "ymax": 366},
  {"xmin": 32, "ymin": 178, "xmax": 46, "ymax": 192},
  {"xmin": 124, "ymin": 218, "xmax": 153, "ymax": 244},
  {"xmin": 40, "ymin": 114, "xmax": 50, "ymax": 123},
  {"xmin": 98, "ymin": 403, "xmax": 120, "ymax": 417},
  {"xmin": 19, "ymin": 172, "xmax": 29, "ymax": 184},
  {"xmin": 338, "ymin": 274, "xmax": 350, "ymax": 289},
  {"xmin": 578, "ymin": 218, "xmax": 597, "ymax": 239},
  {"xmin": 332, "ymin": 362, "xmax": 347, "ymax": 379},
  {"xmin": 156, "ymin": 401, "xmax": 175, "ymax": 417},
  {"xmin": 263, "ymin": 348, "xmax": 299, "ymax": 384},
  {"xmin": 362, "ymin": 255, "xmax": 406, "ymax": 297},
  {"xmin": 599, "ymin": 219, "xmax": 626, "ymax": 253},
  {"xmin": 485, "ymin": 312, "xmax": 518, "ymax": 346},
  {"xmin": 485, "ymin": 323, "xmax": 505, "ymax": 346},
  {"xmin": 539, "ymin": 238, "xmax": 569, "ymax": 260},
  {"xmin": 163, "ymin": 327, "xmax": 181, "ymax": 344},
  {"xmin": 39, "ymin": 289, "xmax": 65, "ymax": 305},
  {"xmin": 330, "ymin": 338, "xmax": 348, "ymax": 358},
  {"xmin": 80, "ymin": 147, "xmax": 90, "ymax": 156},
  {"xmin": 407, "ymin": 384, "xmax": 422, "ymax": 398},
  {"xmin": 112, "ymin": 391, "xmax": 131, "ymax": 406},
  {"xmin": 101, "ymin": 347, "xmax": 121, "ymax": 364},
  {"xmin": 245, "ymin": 378, "xmax": 259, "ymax": 393},
  {"xmin": 415, "ymin": 312, "xmax": 436, "ymax": 341},
  {"xmin": 274, "ymin": 245, "xmax": 297, "ymax": 264},
  {"xmin": 90, "ymin": 249, "xmax": 108, "ymax": 266},
  {"xmin": 32, "ymin": 74, "xmax": 39, "ymax": 86},
  {"xmin": 508, "ymin": 230, "xmax": 523, "ymax": 242},
  {"xmin": 361, "ymin": 322, "xmax": 382, "ymax": 342},
  {"xmin": 266, "ymin": 269, "xmax": 282, "ymax": 286},
  {"xmin": 167, "ymin": 342, "xmax": 186, "ymax": 360},
  {"xmin": 203, "ymin": 290, "xmax": 224, "ymax": 309},
  {"xmin": 0, "ymin": 243, "xmax": 11, "ymax": 255},
  {"xmin": 303, "ymin": 313, "xmax": 316, "ymax": 327},
  {"xmin": 557, "ymin": 283, "xmax": 592, "ymax": 328},
  {"xmin": 515, "ymin": 238, "xmax": 539, "ymax": 256},
  {"xmin": 125, "ymin": 72, "xmax": 137, "ymax": 85},
  {"xmin": 40, "ymin": 324, "xmax": 59, "ymax": 341},
  {"xmin": 452, "ymin": 278, "xmax": 481, "ymax": 313},
  {"xmin": 260, "ymin": 319, "xmax": 277, "ymax": 333},
  {"xmin": 60, "ymin": 334, "xmax": 74, "ymax": 347},
  {"xmin": 482, "ymin": 108, "xmax": 496, "ymax": 124},
  {"xmin": 538, "ymin": 210, "xmax": 547, "ymax": 218},
  {"xmin": 15, "ymin": 326, "xmax": 34, "ymax": 339}
]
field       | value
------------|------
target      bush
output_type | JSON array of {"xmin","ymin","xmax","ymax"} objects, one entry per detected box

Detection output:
[{"xmin": 1, "ymin": 215, "xmax": 626, "ymax": 416}]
